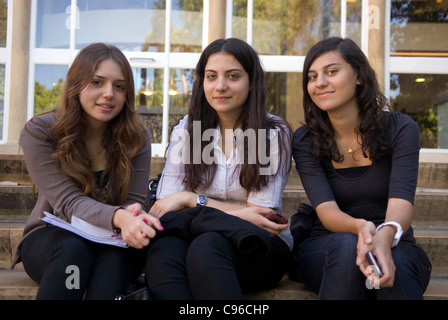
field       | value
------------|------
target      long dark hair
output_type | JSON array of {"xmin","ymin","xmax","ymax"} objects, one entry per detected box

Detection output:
[
  {"xmin": 183, "ymin": 38, "xmax": 292, "ymax": 192},
  {"xmin": 27, "ymin": 43, "xmax": 145, "ymax": 204},
  {"xmin": 302, "ymin": 37, "xmax": 389, "ymax": 163}
]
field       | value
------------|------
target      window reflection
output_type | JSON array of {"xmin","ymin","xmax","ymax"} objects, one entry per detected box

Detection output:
[
  {"xmin": 232, "ymin": 0, "xmax": 247, "ymax": 41},
  {"xmin": 233, "ymin": 0, "xmax": 343, "ymax": 56},
  {"xmin": 34, "ymin": 65, "xmax": 68, "ymax": 115},
  {"xmin": 0, "ymin": 64, "xmax": 4, "ymax": 140},
  {"xmin": 346, "ymin": 0, "xmax": 362, "ymax": 46},
  {"xmin": 265, "ymin": 72, "xmax": 303, "ymax": 130},
  {"xmin": 168, "ymin": 68, "xmax": 194, "ymax": 133},
  {"xmin": 135, "ymin": 67, "xmax": 164, "ymax": 143},
  {"xmin": 76, "ymin": 0, "xmax": 166, "ymax": 51},
  {"xmin": 135, "ymin": 67, "xmax": 194, "ymax": 143},
  {"xmin": 36, "ymin": 0, "xmax": 71, "ymax": 49},
  {"xmin": 390, "ymin": 73, "xmax": 448, "ymax": 148},
  {"xmin": 391, "ymin": 0, "xmax": 448, "ymax": 56},
  {"xmin": 34, "ymin": 0, "xmax": 205, "ymax": 53},
  {"xmin": 170, "ymin": 0, "xmax": 203, "ymax": 53},
  {"xmin": 0, "ymin": 0, "xmax": 7, "ymax": 48}
]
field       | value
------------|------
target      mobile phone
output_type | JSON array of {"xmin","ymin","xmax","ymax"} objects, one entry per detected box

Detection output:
[
  {"xmin": 366, "ymin": 252, "xmax": 383, "ymax": 277},
  {"xmin": 264, "ymin": 211, "xmax": 288, "ymax": 224}
]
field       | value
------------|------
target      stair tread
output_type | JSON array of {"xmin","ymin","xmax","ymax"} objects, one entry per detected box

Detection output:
[{"xmin": 1, "ymin": 268, "xmax": 447, "ymax": 300}]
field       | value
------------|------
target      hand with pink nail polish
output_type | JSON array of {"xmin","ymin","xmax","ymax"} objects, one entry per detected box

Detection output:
[{"xmin": 112, "ymin": 204, "xmax": 163, "ymax": 249}]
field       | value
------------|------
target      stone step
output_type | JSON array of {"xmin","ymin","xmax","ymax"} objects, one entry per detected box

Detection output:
[
  {"xmin": 1, "ymin": 267, "xmax": 447, "ymax": 300},
  {"xmin": 1, "ymin": 223, "xmax": 447, "ymax": 270},
  {"xmin": 282, "ymin": 187, "xmax": 448, "ymax": 224},
  {"xmin": 288, "ymin": 162, "xmax": 448, "ymax": 189},
  {"xmin": 2, "ymin": 156, "xmax": 448, "ymax": 189},
  {"xmin": 1, "ymin": 185, "xmax": 447, "ymax": 224}
]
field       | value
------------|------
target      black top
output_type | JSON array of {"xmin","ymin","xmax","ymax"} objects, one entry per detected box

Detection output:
[{"xmin": 292, "ymin": 111, "xmax": 420, "ymax": 240}]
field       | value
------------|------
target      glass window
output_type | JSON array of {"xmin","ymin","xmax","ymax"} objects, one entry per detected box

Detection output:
[
  {"xmin": 232, "ymin": 0, "xmax": 247, "ymax": 41},
  {"xmin": 135, "ymin": 67, "xmax": 194, "ymax": 143},
  {"xmin": 346, "ymin": 0, "xmax": 362, "ymax": 46},
  {"xmin": 265, "ymin": 72, "xmax": 303, "ymax": 130},
  {"xmin": 36, "ymin": 0, "xmax": 71, "ymax": 49},
  {"xmin": 135, "ymin": 67, "xmax": 165, "ymax": 143},
  {"xmin": 76, "ymin": 0, "xmax": 166, "ymax": 51},
  {"xmin": 390, "ymin": 73, "xmax": 448, "ymax": 148},
  {"xmin": 0, "ymin": 0, "xmax": 7, "ymax": 47},
  {"xmin": 0, "ymin": 63, "xmax": 4, "ymax": 140},
  {"xmin": 233, "ymin": 0, "xmax": 342, "ymax": 56},
  {"xmin": 170, "ymin": 0, "xmax": 203, "ymax": 53},
  {"xmin": 391, "ymin": 0, "xmax": 448, "ymax": 56},
  {"xmin": 167, "ymin": 68, "xmax": 194, "ymax": 136},
  {"xmin": 34, "ymin": 65, "xmax": 68, "ymax": 115}
]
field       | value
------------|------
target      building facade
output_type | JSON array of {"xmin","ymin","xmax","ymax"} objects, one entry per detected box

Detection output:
[{"xmin": 0, "ymin": 0, "xmax": 447, "ymax": 161}]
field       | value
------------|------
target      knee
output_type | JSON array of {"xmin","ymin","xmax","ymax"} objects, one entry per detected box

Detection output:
[
  {"xmin": 325, "ymin": 233, "xmax": 359, "ymax": 267},
  {"xmin": 186, "ymin": 232, "xmax": 233, "ymax": 269},
  {"xmin": 52, "ymin": 230, "xmax": 95, "ymax": 263},
  {"xmin": 329, "ymin": 233, "xmax": 357, "ymax": 255},
  {"xmin": 145, "ymin": 236, "xmax": 189, "ymax": 271}
]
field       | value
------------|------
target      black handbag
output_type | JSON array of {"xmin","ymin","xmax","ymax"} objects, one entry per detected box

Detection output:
[
  {"xmin": 145, "ymin": 175, "xmax": 160, "ymax": 211},
  {"xmin": 290, "ymin": 203, "xmax": 317, "ymax": 249},
  {"xmin": 288, "ymin": 202, "xmax": 317, "ymax": 282},
  {"xmin": 115, "ymin": 274, "xmax": 150, "ymax": 300}
]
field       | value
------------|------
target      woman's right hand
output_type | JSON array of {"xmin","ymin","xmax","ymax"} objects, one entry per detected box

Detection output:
[
  {"xmin": 356, "ymin": 219, "xmax": 376, "ymax": 266},
  {"xmin": 149, "ymin": 191, "xmax": 196, "ymax": 218},
  {"xmin": 112, "ymin": 207, "xmax": 164, "ymax": 249}
]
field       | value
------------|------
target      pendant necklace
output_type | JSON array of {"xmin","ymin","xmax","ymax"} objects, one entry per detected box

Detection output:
[{"xmin": 347, "ymin": 136, "xmax": 357, "ymax": 154}]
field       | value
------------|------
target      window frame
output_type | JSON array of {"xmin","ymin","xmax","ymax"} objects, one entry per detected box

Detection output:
[
  {"xmin": 27, "ymin": 0, "xmax": 205, "ymax": 156},
  {"xmin": 0, "ymin": 0, "xmax": 12, "ymax": 143}
]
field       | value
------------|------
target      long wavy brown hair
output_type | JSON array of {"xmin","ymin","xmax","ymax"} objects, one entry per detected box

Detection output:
[
  {"xmin": 31, "ymin": 43, "xmax": 145, "ymax": 204},
  {"xmin": 183, "ymin": 38, "xmax": 292, "ymax": 193},
  {"xmin": 302, "ymin": 37, "xmax": 389, "ymax": 163}
]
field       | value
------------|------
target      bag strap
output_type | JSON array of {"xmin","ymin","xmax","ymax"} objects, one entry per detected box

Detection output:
[{"xmin": 146, "ymin": 174, "xmax": 161, "ymax": 210}]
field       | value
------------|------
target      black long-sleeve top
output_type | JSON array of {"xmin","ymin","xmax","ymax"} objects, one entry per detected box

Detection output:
[{"xmin": 292, "ymin": 111, "xmax": 420, "ymax": 240}]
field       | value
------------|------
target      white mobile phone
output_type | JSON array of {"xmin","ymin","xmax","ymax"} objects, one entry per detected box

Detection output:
[{"xmin": 366, "ymin": 252, "xmax": 383, "ymax": 277}]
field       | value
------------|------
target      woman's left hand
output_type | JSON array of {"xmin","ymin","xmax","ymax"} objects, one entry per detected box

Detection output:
[
  {"xmin": 357, "ymin": 225, "xmax": 396, "ymax": 288},
  {"xmin": 226, "ymin": 206, "xmax": 288, "ymax": 236},
  {"xmin": 113, "ymin": 204, "xmax": 164, "ymax": 249}
]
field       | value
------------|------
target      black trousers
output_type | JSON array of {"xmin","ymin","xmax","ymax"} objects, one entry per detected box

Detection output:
[
  {"xmin": 145, "ymin": 231, "xmax": 290, "ymax": 300},
  {"xmin": 21, "ymin": 226, "xmax": 146, "ymax": 300}
]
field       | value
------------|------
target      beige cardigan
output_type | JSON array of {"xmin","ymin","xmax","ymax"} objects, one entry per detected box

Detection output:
[{"xmin": 11, "ymin": 111, "xmax": 152, "ymax": 268}]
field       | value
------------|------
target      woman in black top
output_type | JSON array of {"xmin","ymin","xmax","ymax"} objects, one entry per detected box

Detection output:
[{"xmin": 292, "ymin": 37, "xmax": 431, "ymax": 299}]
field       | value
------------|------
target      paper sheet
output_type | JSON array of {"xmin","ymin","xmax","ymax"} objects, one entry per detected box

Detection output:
[{"xmin": 41, "ymin": 211, "xmax": 128, "ymax": 248}]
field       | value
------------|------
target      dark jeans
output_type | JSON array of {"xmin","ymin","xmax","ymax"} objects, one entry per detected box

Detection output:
[
  {"xmin": 294, "ymin": 232, "xmax": 432, "ymax": 300},
  {"xmin": 145, "ymin": 232, "xmax": 290, "ymax": 300},
  {"xmin": 21, "ymin": 226, "xmax": 146, "ymax": 300}
]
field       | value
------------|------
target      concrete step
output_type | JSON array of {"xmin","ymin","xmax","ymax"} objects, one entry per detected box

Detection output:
[
  {"xmin": 285, "ymin": 162, "xmax": 448, "ymax": 190},
  {"xmin": 281, "ymin": 187, "xmax": 448, "ymax": 224},
  {"xmin": 1, "ymin": 185, "xmax": 447, "ymax": 224},
  {"xmin": 2, "ymin": 156, "xmax": 448, "ymax": 189},
  {"xmin": 1, "ymin": 267, "xmax": 447, "ymax": 300},
  {"xmin": 1, "ymin": 223, "xmax": 447, "ymax": 270}
]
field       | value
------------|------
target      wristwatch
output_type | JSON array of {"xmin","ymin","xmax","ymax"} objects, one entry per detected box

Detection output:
[
  {"xmin": 376, "ymin": 221, "xmax": 403, "ymax": 247},
  {"xmin": 196, "ymin": 194, "xmax": 208, "ymax": 207}
]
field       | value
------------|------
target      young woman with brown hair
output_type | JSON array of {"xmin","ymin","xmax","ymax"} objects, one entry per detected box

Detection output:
[{"xmin": 12, "ymin": 43, "xmax": 162, "ymax": 299}]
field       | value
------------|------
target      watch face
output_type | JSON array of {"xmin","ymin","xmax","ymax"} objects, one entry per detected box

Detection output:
[{"xmin": 198, "ymin": 195, "xmax": 207, "ymax": 206}]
